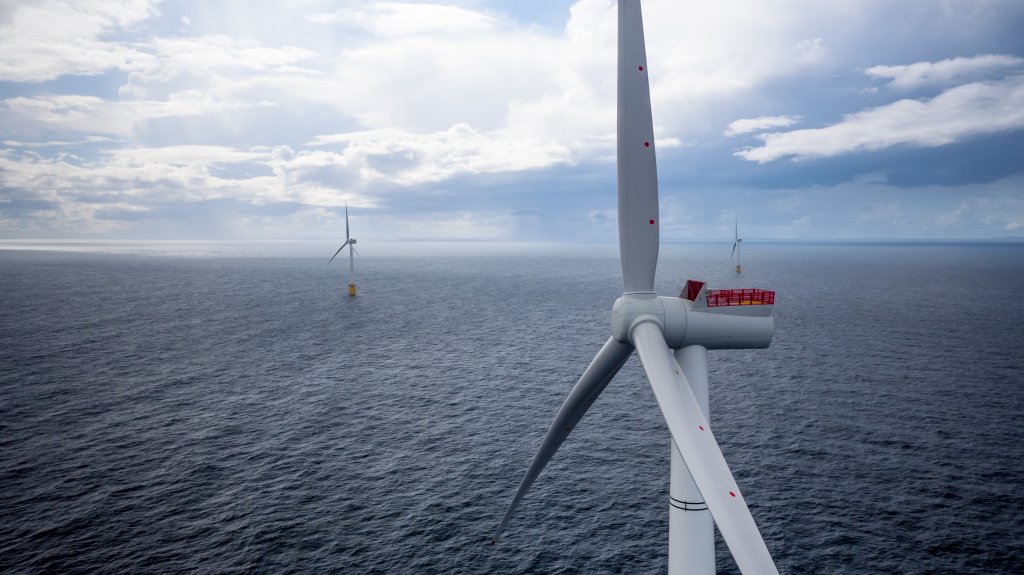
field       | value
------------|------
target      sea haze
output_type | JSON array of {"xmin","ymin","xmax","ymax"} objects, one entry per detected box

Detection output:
[{"xmin": 1, "ymin": 241, "xmax": 1022, "ymax": 574}]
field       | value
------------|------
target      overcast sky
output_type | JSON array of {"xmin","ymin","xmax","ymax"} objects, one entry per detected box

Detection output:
[{"xmin": 1, "ymin": 0, "xmax": 1023, "ymax": 242}]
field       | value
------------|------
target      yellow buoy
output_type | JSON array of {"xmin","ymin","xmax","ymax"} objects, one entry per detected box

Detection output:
[
  {"xmin": 735, "ymin": 265, "xmax": 742, "ymax": 274},
  {"xmin": 348, "ymin": 282, "xmax": 357, "ymax": 297}
]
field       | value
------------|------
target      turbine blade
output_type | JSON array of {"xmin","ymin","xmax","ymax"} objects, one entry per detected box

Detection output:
[
  {"xmin": 351, "ymin": 245, "xmax": 361, "ymax": 258},
  {"xmin": 631, "ymin": 322, "xmax": 778, "ymax": 575},
  {"xmin": 328, "ymin": 240, "xmax": 350, "ymax": 265},
  {"xmin": 345, "ymin": 203, "xmax": 350, "ymax": 242},
  {"xmin": 493, "ymin": 337, "xmax": 634, "ymax": 543},
  {"xmin": 731, "ymin": 241, "xmax": 737, "ymax": 259},
  {"xmin": 617, "ymin": 0, "xmax": 658, "ymax": 293}
]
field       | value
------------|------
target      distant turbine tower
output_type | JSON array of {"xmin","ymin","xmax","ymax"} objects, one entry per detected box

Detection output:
[
  {"xmin": 493, "ymin": 2, "xmax": 780, "ymax": 574},
  {"xmin": 732, "ymin": 218, "xmax": 743, "ymax": 274},
  {"xmin": 328, "ymin": 202, "xmax": 359, "ymax": 297}
]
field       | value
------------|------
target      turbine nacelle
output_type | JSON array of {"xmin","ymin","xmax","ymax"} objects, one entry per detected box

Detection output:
[{"xmin": 611, "ymin": 292, "xmax": 773, "ymax": 351}]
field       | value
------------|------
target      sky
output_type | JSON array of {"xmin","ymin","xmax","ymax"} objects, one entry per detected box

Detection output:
[{"xmin": 1, "ymin": 0, "xmax": 1023, "ymax": 242}]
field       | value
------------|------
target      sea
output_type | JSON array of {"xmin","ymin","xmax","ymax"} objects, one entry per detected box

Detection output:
[{"xmin": 1, "ymin": 240, "xmax": 1022, "ymax": 574}]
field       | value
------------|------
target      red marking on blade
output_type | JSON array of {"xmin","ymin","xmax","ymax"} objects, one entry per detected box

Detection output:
[
  {"xmin": 638, "ymin": 65, "xmax": 644, "ymax": 71},
  {"xmin": 729, "ymin": 491, "xmax": 736, "ymax": 497},
  {"xmin": 649, "ymin": 219, "xmax": 655, "ymax": 225},
  {"xmin": 698, "ymin": 425, "xmax": 704, "ymax": 431},
  {"xmin": 644, "ymin": 141, "xmax": 651, "ymax": 147}
]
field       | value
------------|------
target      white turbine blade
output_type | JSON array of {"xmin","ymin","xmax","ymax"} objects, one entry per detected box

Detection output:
[
  {"xmin": 632, "ymin": 322, "xmax": 778, "ymax": 575},
  {"xmin": 351, "ymin": 245, "xmax": 361, "ymax": 258},
  {"xmin": 617, "ymin": 0, "xmax": 659, "ymax": 294},
  {"xmin": 328, "ymin": 240, "xmax": 350, "ymax": 265},
  {"xmin": 493, "ymin": 337, "xmax": 634, "ymax": 544},
  {"xmin": 345, "ymin": 202, "xmax": 350, "ymax": 242}
]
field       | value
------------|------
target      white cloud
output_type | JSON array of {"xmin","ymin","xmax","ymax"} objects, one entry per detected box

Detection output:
[
  {"xmin": 105, "ymin": 145, "xmax": 270, "ymax": 167},
  {"xmin": 119, "ymin": 35, "xmax": 318, "ymax": 101},
  {"xmin": 307, "ymin": 2, "xmax": 497, "ymax": 37},
  {"xmin": 642, "ymin": 1, "xmax": 845, "ymax": 127},
  {"xmin": 866, "ymin": 54, "xmax": 1024, "ymax": 90},
  {"xmin": 2, "ymin": 0, "xmax": 1023, "ymax": 240},
  {"xmin": 322, "ymin": 6, "xmax": 564, "ymax": 133},
  {"xmin": 0, "ymin": 0, "xmax": 875, "ymax": 201},
  {"xmin": 2, "ymin": 136, "xmax": 113, "ymax": 147},
  {"xmin": 308, "ymin": 123, "xmax": 573, "ymax": 186},
  {"xmin": 0, "ymin": 0, "xmax": 157, "ymax": 82},
  {"xmin": 298, "ymin": 0, "xmax": 848, "ymax": 151},
  {"xmin": 724, "ymin": 115, "xmax": 801, "ymax": 137},
  {"xmin": 1, "ymin": 93, "xmax": 264, "ymax": 137},
  {"xmin": 736, "ymin": 74, "xmax": 1024, "ymax": 163},
  {"xmin": 0, "ymin": 144, "xmax": 275, "ymax": 212}
]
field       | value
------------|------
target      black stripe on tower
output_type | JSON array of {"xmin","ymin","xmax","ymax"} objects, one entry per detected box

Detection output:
[{"xmin": 669, "ymin": 496, "xmax": 709, "ymax": 511}]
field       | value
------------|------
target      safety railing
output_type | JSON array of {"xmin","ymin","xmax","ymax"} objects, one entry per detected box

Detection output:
[{"xmin": 705, "ymin": 289, "xmax": 775, "ymax": 307}]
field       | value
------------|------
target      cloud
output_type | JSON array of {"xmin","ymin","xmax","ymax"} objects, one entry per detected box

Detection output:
[
  {"xmin": 1, "ymin": 93, "xmax": 265, "ymax": 138},
  {"xmin": 0, "ymin": 144, "xmax": 274, "ymax": 211},
  {"xmin": 866, "ymin": 54, "xmax": 1024, "ymax": 90},
  {"xmin": 0, "ymin": 0, "xmax": 157, "ymax": 82},
  {"xmin": 724, "ymin": 116, "xmax": 801, "ymax": 137},
  {"xmin": 736, "ymin": 74, "xmax": 1024, "ymax": 163},
  {"xmin": 308, "ymin": 124, "xmax": 573, "ymax": 186},
  {"xmin": 2, "ymin": 136, "xmax": 113, "ymax": 148},
  {"xmin": 2, "ymin": 0, "xmax": 1023, "ymax": 240},
  {"xmin": 307, "ymin": 2, "xmax": 497, "ymax": 37}
]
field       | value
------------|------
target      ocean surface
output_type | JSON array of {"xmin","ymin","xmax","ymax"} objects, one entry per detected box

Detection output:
[{"xmin": 1, "ymin": 240, "xmax": 1022, "ymax": 574}]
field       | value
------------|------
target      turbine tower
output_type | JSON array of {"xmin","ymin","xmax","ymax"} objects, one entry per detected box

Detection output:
[
  {"xmin": 328, "ymin": 202, "xmax": 359, "ymax": 297},
  {"xmin": 732, "ymin": 219, "xmax": 743, "ymax": 274},
  {"xmin": 493, "ymin": 2, "xmax": 780, "ymax": 574}
]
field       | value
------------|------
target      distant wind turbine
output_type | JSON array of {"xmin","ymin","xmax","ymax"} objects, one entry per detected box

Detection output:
[
  {"xmin": 328, "ymin": 202, "xmax": 359, "ymax": 297},
  {"xmin": 732, "ymin": 219, "xmax": 743, "ymax": 274},
  {"xmin": 493, "ymin": 2, "xmax": 780, "ymax": 574}
]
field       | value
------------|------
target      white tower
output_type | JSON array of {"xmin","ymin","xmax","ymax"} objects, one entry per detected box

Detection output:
[
  {"xmin": 732, "ymin": 219, "xmax": 742, "ymax": 274},
  {"xmin": 328, "ymin": 203, "xmax": 359, "ymax": 297}
]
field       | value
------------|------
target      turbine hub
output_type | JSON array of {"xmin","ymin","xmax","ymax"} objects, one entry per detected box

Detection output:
[{"xmin": 612, "ymin": 293, "xmax": 670, "ymax": 345}]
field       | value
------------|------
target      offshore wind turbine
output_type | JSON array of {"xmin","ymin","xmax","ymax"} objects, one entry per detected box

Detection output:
[
  {"xmin": 732, "ymin": 219, "xmax": 743, "ymax": 274},
  {"xmin": 493, "ymin": 2, "xmax": 780, "ymax": 574},
  {"xmin": 328, "ymin": 202, "xmax": 359, "ymax": 297}
]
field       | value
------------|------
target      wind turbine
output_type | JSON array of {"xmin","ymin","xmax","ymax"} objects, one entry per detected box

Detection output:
[
  {"xmin": 732, "ymin": 219, "xmax": 743, "ymax": 274},
  {"xmin": 328, "ymin": 202, "xmax": 359, "ymax": 297},
  {"xmin": 493, "ymin": 2, "xmax": 780, "ymax": 574}
]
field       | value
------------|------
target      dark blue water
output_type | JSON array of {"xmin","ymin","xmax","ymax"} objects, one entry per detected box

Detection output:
[{"xmin": 2, "ymin": 242, "xmax": 1022, "ymax": 574}]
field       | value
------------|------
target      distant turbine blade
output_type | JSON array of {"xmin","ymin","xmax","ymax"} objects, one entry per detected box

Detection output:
[
  {"xmin": 345, "ymin": 202, "xmax": 350, "ymax": 242},
  {"xmin": 735, "ymin": 218, "xmax": 738, "ymax": 242},
  {"xmin": 328, "ymin": 240, "xmax": 350, "ymax": 265},
  {"xmin": 351, "ymin": 245, "xmax": 361, "ymax": 258},
  {"xmin": 617, "ymin": 0, "xmax": 658, "ymax": 294},
  {"xmin": 731, "ymin": 241, "xmax": 737, "ymax": 259},
  {"xmin": 493, "ymin": 337, "xmax": 634, "ymax": 544},
  {"xmin": 631, "ymin": 322, "xmax": 778, "ymax": 575}
]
